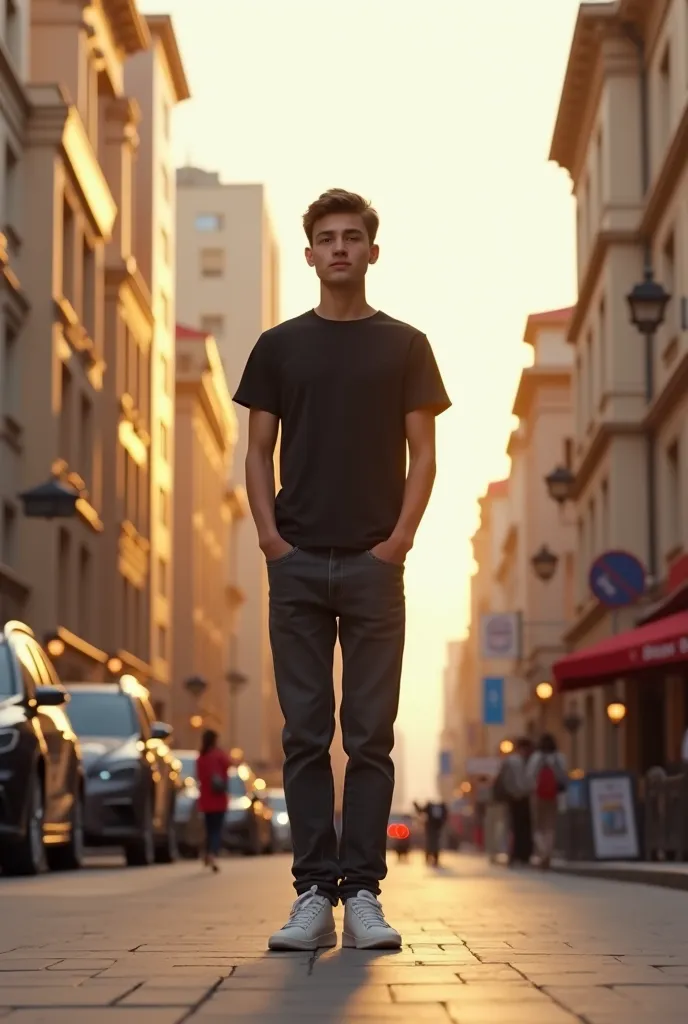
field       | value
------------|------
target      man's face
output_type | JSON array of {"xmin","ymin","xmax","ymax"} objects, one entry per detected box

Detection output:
[{"xmin": 305, "ymin": 212, "xmax": 379, "ymax": 286}]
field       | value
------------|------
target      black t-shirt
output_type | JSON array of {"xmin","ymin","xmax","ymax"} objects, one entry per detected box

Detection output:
[{"xmin": 233, "ymin": 309, "xmax": 451, "ymax": 550}]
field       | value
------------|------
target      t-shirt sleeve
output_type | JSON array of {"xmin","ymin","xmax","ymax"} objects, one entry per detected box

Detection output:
[
  {"xmin": 404, "ymin": 332, "xmax": 451, "ymax": 415},
  {"xmin": 233, "ymin": 333, "xmax": 280, "ymax": 416}
]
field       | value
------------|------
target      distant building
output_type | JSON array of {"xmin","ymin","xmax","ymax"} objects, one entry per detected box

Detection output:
[
  {"xmin": 173, "ymin": 325, "xmax": 239, "ymax": 748},
  {"xmin": 175, "ymin": 168, "xmax": 281, "ymax": 777}
]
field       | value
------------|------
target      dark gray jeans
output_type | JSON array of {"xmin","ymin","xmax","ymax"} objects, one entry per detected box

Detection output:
[{"xmin": 267, "ymin": 547, "xmax": 405, "ymax": 904}]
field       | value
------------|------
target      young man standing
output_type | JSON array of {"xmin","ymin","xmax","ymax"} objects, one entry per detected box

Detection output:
[{"xmin": 233, "ymin": 189, "xmax": 450, "ymax": 951}]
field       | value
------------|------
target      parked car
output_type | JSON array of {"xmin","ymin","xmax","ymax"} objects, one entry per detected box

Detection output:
[
  {"xmin": 224, "ymin": 764, "xmax": 273, "ymax": 855},
  {"xmin": 0, "ymin": 621, "xmax": 84, "ymax": 876},
  {"xmin": 64, "ymin": 679, "xmax": 180, "ymax": 866},
  {"xmin": 265, "ymin": 787, "xmax": 291, "ymax": 852},
  {"xmin": 173, "ymin": 749, "xmax": 203, "ymax": 858}
]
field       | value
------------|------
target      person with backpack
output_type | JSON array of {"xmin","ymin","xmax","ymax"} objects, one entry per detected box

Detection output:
[
  {"xmin": 413, "ymin": 800, "xmax": 448, "ymax": 866},
  {"xmin": 196, "ymin": 729, "xmax": 231, "ymax": 873},
  {"xmin": 527, "ymin": 733, "xmax": 568, "ymax": 869},
  {"xmin": 493, "ymin": 737, "xmax": 534, "ymax": 866}
]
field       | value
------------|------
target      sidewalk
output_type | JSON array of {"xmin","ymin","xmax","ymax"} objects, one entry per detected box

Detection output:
[
  {"xmin": 2, "ymin": 851, "xmax": 688, "ymax": 1022},
  {"xmin": 552, "ymin": 858, "xmax": 688, "ymax": 890}
]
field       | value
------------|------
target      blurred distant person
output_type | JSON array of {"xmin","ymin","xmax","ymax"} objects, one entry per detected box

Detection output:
[
  {"xmin": 527, "ymin": 733, "xmax": 568, "ymax": 869},
  {"xmin": 234, "ymin": 188, "xmax": 451, "ymax": 951},
  {"xmin": 195, "ymin": 730, "xmax": 230, "ymax": 873},
  {"xmin": 494, "ymin": 737, "xmax": 534, "ymax": 866},
  {"xmin": 414, "ymin": 800, "xmax": 448, "ymax": 866}
]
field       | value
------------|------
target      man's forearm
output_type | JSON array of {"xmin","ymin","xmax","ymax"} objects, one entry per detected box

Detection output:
[
  {"xmin": 390, "ymin": 451, "xmax": 436, "ymax": 548},
  {"xmin": 245, "ymin": 449, "xmax": 279, "ymax": 547}
]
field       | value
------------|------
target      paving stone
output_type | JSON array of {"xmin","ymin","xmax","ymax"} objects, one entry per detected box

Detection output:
[
  {"xmin": 7, "ymin": 1012, "xmax": 185, "ymax": 1023},
  {"xmin": 0, "ymin": 983, "xmax": 137, "ymax": 1006}
]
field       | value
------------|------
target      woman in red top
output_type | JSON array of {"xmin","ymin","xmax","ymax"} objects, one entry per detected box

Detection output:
[{"xmin": 196, "ymin": 729, "xmax": 230, "ymax": 872}]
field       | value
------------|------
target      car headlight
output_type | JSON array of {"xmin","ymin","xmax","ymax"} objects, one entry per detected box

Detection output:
[
  {"xmin": 276, "ymin": 812, "xmax": 289, "ymax": 826},
  {"xmin": 90, "ymin": 761, "xmax": 140, "ymax": 783},
  {"xmin": 0, "ymin": 729, "xmax": 19, "ymax": 754}
]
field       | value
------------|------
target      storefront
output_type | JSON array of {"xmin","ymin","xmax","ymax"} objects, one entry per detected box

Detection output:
[{"xmin": 553, "ymin": 609, "xmax": 688, "ymax": 775}]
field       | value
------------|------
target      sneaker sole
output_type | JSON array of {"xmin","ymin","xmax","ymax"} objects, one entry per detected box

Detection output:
[
  {"xmin": 342, "ymin": 931, "xmax": 402, "ymax": 950},
  {"xmin": 268, "ymin": 930, "xmax": 337, "ymax": 952}
]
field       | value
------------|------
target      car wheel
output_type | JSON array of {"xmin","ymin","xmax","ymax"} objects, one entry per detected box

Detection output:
[
  {"xmin": 47, "ymin": 790, "xmax": 85, "ymax": 872},
  {"xmin": 0, "ymin": 772, "xmax": 48, "ymax": 877},
  {"xmin": 155, "ymin": 800, "xmax": 179, "ymax": 864},
  {"xmin": 125, "ymin": 797, "xmax": 155, "ymax": 867}
]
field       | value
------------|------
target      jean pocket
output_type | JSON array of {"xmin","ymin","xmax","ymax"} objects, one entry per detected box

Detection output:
[
  {"xmin": 266, "ymin": 546, "xmax": 300, "ymax": 567},
  {"xmin": 365, "ymin": 550, "xmax": 404, "ymax": 568}
]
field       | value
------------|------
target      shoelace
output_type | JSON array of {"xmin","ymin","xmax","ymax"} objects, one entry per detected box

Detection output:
[
  {"xmin": 285, "ymin": 885, "xmax": 324, "ymax": 929},
  {"xmin": 350, "ymin": 895, "xmax": 389, "ymax": 929}
]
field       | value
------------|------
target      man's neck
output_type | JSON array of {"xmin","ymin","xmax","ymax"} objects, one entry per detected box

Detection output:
[{"xmin": 314, "ymin": 285, "xmax": 376, "ymax": 322}]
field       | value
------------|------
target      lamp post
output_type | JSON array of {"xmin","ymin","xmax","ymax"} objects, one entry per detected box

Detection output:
[
  {"xmin": 544, "ymin": 465, "xmax": 575, "ymax": 506},
  {"xmin": 531, "ymin": 545, "xmax": 559, "ymax": 583},
  {"xmin": 563, "ymin": 711, "xmax": 583, "ymax": 772},
  {"xmin": 535, "ymin": 680, "xmax": 554, "ymax": 730},
  {"xmin": 626, "ymin": 273, "xmax": 670, "ymax": 583},
  {"xmin": 606, "ymin": 701, "xmax": 627, "ymax": 769}
]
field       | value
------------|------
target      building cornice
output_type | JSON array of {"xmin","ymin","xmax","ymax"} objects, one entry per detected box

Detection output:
[
  {"xmin": 102, "ymin": 0, "xmax": 150, "ymax": 55},
  {"xmin": 639, "ymin": 103, "xmax": 688, "ymax": 240},
  {"xmin": 146, "ymin": 15, "xmax": 191, "ymax": 103},
  {"xmin": 511, "ymin": 366, "xmax": 571, "ymax": 419},
  {"xmin": 643, "ymin": 349, "xmax": 688, "ymax": 433},
  {"xmin": 572, "ymin": 420, "xmax": 643, "ymax": 499},
  {"xmin": 567, "ymin": 229, "xmax": 639, "ymax": 343}
]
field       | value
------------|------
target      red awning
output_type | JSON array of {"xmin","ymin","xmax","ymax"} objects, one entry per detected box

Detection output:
[{"xmin": 553, "ymin": 610, "xmax": 688, "ymax": 691}]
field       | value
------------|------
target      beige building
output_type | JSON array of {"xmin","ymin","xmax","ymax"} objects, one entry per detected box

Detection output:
[
  {"xmin": 172, "ymin": 324, "xmax": 239, "ymax": 749},
  {"xmin": 438, "ymin": 640, "xmax": 461, "ymax": 802},
  {"xmin": 175, "ymin": 167, "xmax": 281, "ymax": 775},
  {"xmin": 456, "ymin": 308, "xmax": 575, "ymax": 779},
  {"xmin": 0, "ymin": 0, "xmax": 30, "ymax": 624},
  {"xmin": 550, "ymin": 0, "xmax": 688, "ymax": 772},
  {"xmin": 13, "ymin": 0, "xmax": 151, "ymax": 679},
  {"xmin": 125, "ymin": 15, "xmax": 190, "ymax": 715}
]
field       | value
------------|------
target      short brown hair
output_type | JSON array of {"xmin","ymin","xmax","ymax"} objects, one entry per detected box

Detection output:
[{"xmin": 303, "ymin": 188, "xmax": 379, "ymax": 245}]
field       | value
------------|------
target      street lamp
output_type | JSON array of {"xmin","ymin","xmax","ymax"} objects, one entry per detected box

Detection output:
[
  {"xmin": 189, "ymin": 714, "xmax": 203, "ymax": 729},
  {"xmin": 18, "ymin": 478, "xmax": 80, "ymax": 519},
  {"xmin": 499, "ymin": 739, "xmax": 514, "ymax": 755},
  {"xmin": 45, "ymin": 636, "xmax": 65, "ymax": 659},
  {"xmin": 626, "ymin": 271, "xmax": 670, "ymax": 336},
  {"xmin": 185, "ymin": 675, "xmax": 208, "ymax": 699},
  {"xmin": 606, "ymin": 701, "xmax": 627, "ymax": 726},
  {"xmin": 544, "ymin": 465, "xmax": 575, "ymax": 505},
  {"xmin": 531, "ymin": 545, "xmax": 559, "ymax": 582},
  {"xmin": 535, "ymin": 681, "xmax": 554, "ymax": 702},
  {"xmin": 107, "ymin": 656, "xmax": 123, "ymax": 675}
]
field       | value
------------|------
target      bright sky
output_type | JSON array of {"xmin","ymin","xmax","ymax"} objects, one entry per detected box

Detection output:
[{"xmin": 141, "ymin": 0, "xmax": 582, "ymax": 800}]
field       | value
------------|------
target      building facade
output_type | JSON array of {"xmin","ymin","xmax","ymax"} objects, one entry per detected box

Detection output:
[
  {"xmin": 125, "ymin": 14, "xmax": 190, "ymax": 714},
  {"xmin": 551, "ymin": 0, "xmax": 688, "ymax": 773},
  {"xmin": 175, "ymin": 167, "xmax": 281, "ymax": 775},
  {"xmin": 0, "ymin": 0, "xmax": 30, "ymax": 625},
  {"xmin": 14, "ymin": 0, "xmax": 151, "ymax": 680},
  {"xmin": 173, "ymin": 325, "xmax": 238, "ymax": 749}
]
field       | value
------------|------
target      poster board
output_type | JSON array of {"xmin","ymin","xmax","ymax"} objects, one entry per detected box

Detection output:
[{"xmin": 587, "ymin": 771, "xmax": 640, "ymax": 861}]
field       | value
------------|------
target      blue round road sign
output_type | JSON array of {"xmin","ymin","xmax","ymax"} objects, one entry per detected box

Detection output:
[{"xmin": 589, "ymin": 550, "xmax": 646, "ymax": 608}]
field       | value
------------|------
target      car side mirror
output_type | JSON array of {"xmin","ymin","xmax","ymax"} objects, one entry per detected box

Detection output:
[
  {"xmin": 35, "ymin": 686, "xmax": 68, "ymax": 707},
  {"xmin": 151, "ymin": 721, "xmax": 172, "ymax": 741}
]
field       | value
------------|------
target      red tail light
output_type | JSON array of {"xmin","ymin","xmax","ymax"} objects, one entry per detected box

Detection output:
[{"xmin": 387, "ymin": 823, "xmax": 410, "ymax": 840}]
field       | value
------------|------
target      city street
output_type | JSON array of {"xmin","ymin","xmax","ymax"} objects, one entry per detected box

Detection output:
[{"xmin": 0, "ymin": 854, "xmax": 687, "ymax": 1023}]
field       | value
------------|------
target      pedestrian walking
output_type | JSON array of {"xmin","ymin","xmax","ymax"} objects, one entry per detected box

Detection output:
[
  {"xmin": 527, "ymin": 733, "xmax": 568, "ymax": 869},
  {"xmin": 195, "ymin": 729, "xmax": 230, "ymax": 873},
  {"xmin": 414, "ymin": 800, "xmax": 448, "ymax": 867},
  {"xmin": 234, "ymin": 188, "xmax": 451, "ymax": 951},
  {"xmin": 494, "ymin": 737, "xmax": 534, "ymax": 866}
]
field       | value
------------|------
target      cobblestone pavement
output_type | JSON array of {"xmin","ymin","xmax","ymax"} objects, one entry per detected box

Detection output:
[{"xmin": 1, "ymin": 851, "xmax": 688, "ymax": 1022}]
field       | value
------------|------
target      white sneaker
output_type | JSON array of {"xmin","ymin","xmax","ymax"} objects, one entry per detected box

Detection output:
[
  {"xmin": 268, "ymin": 885, "xmax": 337, "ymax": 951},
  {"xmin": 342, "ymin": 890, "xmax": 402, "ymax": 950}
]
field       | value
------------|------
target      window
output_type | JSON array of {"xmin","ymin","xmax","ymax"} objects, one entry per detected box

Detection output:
[
  {"xmin": 662, "ymin": 231, "xmax": 676, "ymax": 337},
  {"xmin": 585, "ymin": 330, "xmax": 594, "ymax": 427},
  {"xmin": 564, "ymin": 438, "xmax": 573, "ymax": 470},
  {"xmin": 1, "ymin": 502, "xmax": 16, "ymax": 567},
  {"xmin": 67, "ymin": 691, "xmax": 137, "ymax": 739},
  {"xmin": 659, "ymin": 43, "xmax": 671, "ymax": 151},
  {"xmin": 4, "ymin": 143, "xmax": 18, "ymax": 241},
  {"xmin": 160, "ymin": 228, "xmax": 170, "ymax": 266},
  {"xmin": 667, "ymin": 440, "xmax": 681, "ymax": 551},
  {"xmin": 158, "ymin": 557, "xmax": 168, "ymax": 597},
  {"xmin": 200, "ymin": 248, "xmax": 225, "ymax": 277},
  {"xmin": 201, "ymin": 314, "xmax": 225, "ymax": 339},
  {"xmin": 4, "ymin": 0, "xmax": 19, "ymax": 62},
  {"xmin": 160, "ymin": 352, "xmax": 170, "ymax": 395},
  {"xmin": 157, "ymin": 624, "xmax": 168, "ymax": 660},
  {"xmin": 601, "ymin": 479, "xmax": 609, "ymax": 549},
  {"xmin": 161, "ymin": 165, "xmax": 170, "ymax": 203},
  {"xmin": 2, "ymin": 322, "xmax": 17, "ymax": 421},
  {"xmin": 160, "ymin": 293, "xmax": 170, "ymax": 334},
  {"xmin": 83, "ymin": 239, "xmax": 96, "ymax": 340},
  {"xmin": 159, "ymin": 486, "xmax": 170, "ymax": 527},
  {"xmin": 195, "ymin": 213, "xmax": 223, "ymax": 232},
  {"xmin": 160, "ymin": 422, "xmax": 169, "ymax": 461},
  {"xmin": 78, "ymin": 546, "xmax": 91, "ymax": 637},
  {"xmin": 163, "ymin": 102, "xmax": 171, "ymax": 140},
  {"xmin": 62, "ymin": 197, "xmax": 75, "ymax": 306},
  {"xmin": 59, "ymin": 364, "xmax": 72, "ymax": 463},
  {"xmin": 79, "ymin": 394, "xmax": 92, "ymax": 488},
  {"xmin": 598, "ymin": 299, "xmax": 606, "ymax": 399},
  {"xmin": 58, "ymin": 528, "xmax": 71, "ymax": 626}
]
